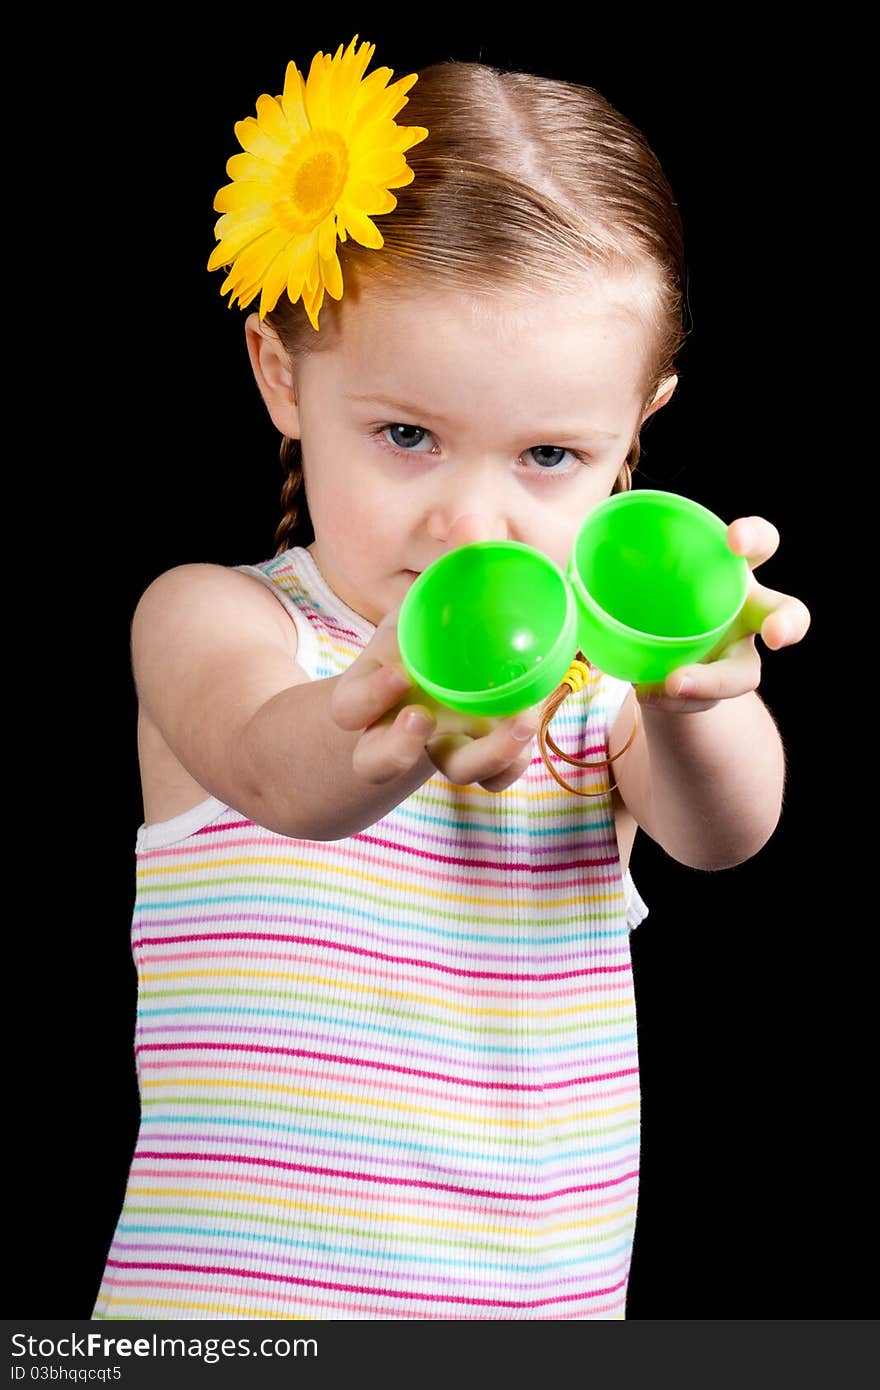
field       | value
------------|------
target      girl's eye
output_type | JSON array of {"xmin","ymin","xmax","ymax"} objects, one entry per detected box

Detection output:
[
  {"xmin": 524, "ymin": 446, "xmax": 577, "ymax": 472},
  {"xmin": 376, "ymin": 425, "xmax": 586, "ymax": 475},
  {"xmin": 381, "ymin": 424, "xmax": 436, "ymax": 452}
]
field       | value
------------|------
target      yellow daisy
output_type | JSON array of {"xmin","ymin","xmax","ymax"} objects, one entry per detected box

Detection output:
[{"xmin": 208, "ymin": 35, "xmax": 428, "ymax": 330}]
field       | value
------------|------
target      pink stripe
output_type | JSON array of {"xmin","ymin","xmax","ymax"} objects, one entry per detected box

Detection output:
[
  {"xmin": 104, "ymin": 1257, "xmax": 627, "ymax": 1308},
  {"xmin": 131, "ymin": 917, "xmax": 630, "ymax": 973},
  {"xmin": 107, "ymin": 1246, "xmax": 630, "ymax": 1297},
  {"xmin": 131, "ymin": 1148, "xmax": 639, "ymax": 1201},
  {"xmin": 136, "ymin": 1026, "xmax": 638, "ymax": 1083},
  {"xmin": 261, "ymin": 594, "xmax": 361, "ymax": 645},
  {"xmin": 345, "ymin": 830, "xmax": 622, "ymax": 868},
  {"xmin": 131, "ymin": 929, "xmax": 631, "ymax": 982},
  {"xmin": 541, "ymin": 749, "xmax": 612, "ymax": 771},
  {"xmin": 354, "ymin": 819, "xmax": 619, "ymax": 859},
  {"xmin": 135, "ymin": 1121, "xmax": 640, "ymax": 1175},
  {"xmin": 192, "ymin": 818, "xmax": 252, "ymax": 836},
  {"xmin": 133, "ymin": 1135, "xmax": 637, "ymax": 1191},
  {"xmin": 125, "ymin": 1166, "xmax": 637, "ymax": 1217},
  {"xmin": 308, "ymin": 617, "xmax": 363, "ymax": 644},
  {"xmin": 139, "ymin": 1057, "xmax": 639, "ymax": 1109},
  {"xmin": 137, "ymin": 947, "xmax": 632, "ymax": 1003},
  {"xmin": 98, "ymin": 1273, "xmax": 626, "ymax": 1319},
  {"xmin": 135, "ymin": 1041, "xmax": 638, "ymax": 1092},
  {"xmin": 107, "ymin": 1234, "xmax": 630, "ymax": 1289},
  {"xmin": 190, "ymin": 810, "xmax": 621, "ymax": 863},
  {"xmin": 352, "ymin": 830, "xmax": 619, "ymax": 874},
  {"xmin": 134, "ymin": 1132, "xmax": 639, "ymax": 1189},
  {"xmin": 190, "ymin": 824, "xmax": 625, "ymax": 871},
  {"xmin": 139, "ymin": 840, "xmax": 622, "ymax": 896},
  {"xmin": 138, "ymin": 1018, "xmax": 639, "ymax": 1074}
]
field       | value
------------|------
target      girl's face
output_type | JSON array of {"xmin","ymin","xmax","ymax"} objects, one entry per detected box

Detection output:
[{"xmin": 290, "ymin": 283, "xmax": 672, "ymax": 626}]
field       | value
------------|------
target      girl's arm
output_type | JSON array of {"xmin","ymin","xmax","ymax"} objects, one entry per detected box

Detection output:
[
  {"xmin": 610, "ymin": 689, "xmax": 785, "ymax": 870},
  {"xmin": 131, "ymin": 565, "xmax": 537, "ymax": 842},
  {"xmin": 608, "ymin": 515, "xmax": 810, "ymax": 870}
]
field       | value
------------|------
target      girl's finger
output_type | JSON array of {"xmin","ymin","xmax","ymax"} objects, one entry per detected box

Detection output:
[
  {"xmin": 331, "ymin": 664, "xmax": 415, "ymax": 732},
  {"xmin": 426, "ymin": 715, "xmax": 538, "ymax": 787},
  {"xmin": 639, "ymin": 634, "xmax": 762, "ymax": 706},
  {"xmin": 756, "ymin": 595, "xmax": 812, "ymax": 650},
  {"xmin": 351, "ymin": 704, "xmax": 437, "ymax": 783},
  {"xmin": 331, "ymin": 604, "xmax": 414, "ymax": 731},
  {"xmin": 726, "ymin": 516, "xmax": 781, "ymax": 570},
  {"xmin": 478, "ymin": 748, "xmax": 536, "ymax": 793},
  {"xmin": 738, "ymin": 583, "xmax": 812, "ymax": 650}
]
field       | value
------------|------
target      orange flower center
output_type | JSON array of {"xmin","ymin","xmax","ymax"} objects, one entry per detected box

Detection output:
[{"xmin": 274, "ymin": 130, "xmax": 349, "ymax": 233}]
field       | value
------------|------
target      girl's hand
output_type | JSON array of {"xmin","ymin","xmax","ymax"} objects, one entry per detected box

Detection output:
[
  {"xmin": 330, "ymin": 607, "xmax": 541, "ymax": 793},
  {"xmin": 635, "ymin": 515, "xmax": 811, "ymax": 714}
]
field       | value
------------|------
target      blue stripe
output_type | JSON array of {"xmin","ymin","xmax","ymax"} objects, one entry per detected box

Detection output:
[
  {"xmin": 391, "ymin": 800, "xmax": 616, "ymax": 837},
  {"xmin": 137, "ymin": 1001, "xmax": 637, "ymax": 1057},
  {"xmin": 114, "ymin": 1222, "xmax": 634, "ymax": 1271},
  {"xmin": 137, "ymin": 1110, "xmax": 639, "ymax": 1166},
  {"xmin": 133, "ymin": 898, "xmax": 629, "ymax": 946},
  {"xmin": 137, "ymin": 1000, "xmax": 631, "ymax": 1045}
]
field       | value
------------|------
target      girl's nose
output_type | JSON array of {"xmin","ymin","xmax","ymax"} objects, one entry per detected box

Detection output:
[{"xmin": 427, "ymin": 512, "xmax": 510, "ymax": 550}]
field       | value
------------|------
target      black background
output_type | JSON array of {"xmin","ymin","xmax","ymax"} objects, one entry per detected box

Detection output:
[{"xmin": 9, "ymin": 15, "xmax": 861, "ymax": 1324}]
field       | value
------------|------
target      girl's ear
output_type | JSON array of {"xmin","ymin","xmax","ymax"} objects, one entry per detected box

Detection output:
[
  {"xmin": 642, "ymin": 374, "xmax": 678, "ymax": 421},
  {"xmin": 244, "ymin": 314, "xmax": 301, "ymax": 437}
]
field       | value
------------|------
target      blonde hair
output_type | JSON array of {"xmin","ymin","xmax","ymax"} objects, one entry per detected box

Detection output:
[{"xmin": 266, "ymin": 59, "xmax": 687, "ymax": 554}]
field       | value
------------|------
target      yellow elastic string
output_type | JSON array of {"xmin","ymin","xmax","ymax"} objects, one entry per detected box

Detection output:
[
  {"xmin": 560, "ymin": 659, "xmax": 591, "ymax": 696},
  {"xmin": 537, "ymin": 654, "xmax": 640, "ymax": 797}
]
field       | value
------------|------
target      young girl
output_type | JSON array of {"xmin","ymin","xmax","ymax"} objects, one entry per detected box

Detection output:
[{"xmin": 93, "ymin": 37, "xmax": 809, "ymax": 1320}]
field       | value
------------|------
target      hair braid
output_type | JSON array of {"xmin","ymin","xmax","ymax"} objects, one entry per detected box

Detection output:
[{"xmin": 273, "ymin": 437, "xmax": 311, "ymax": 557}]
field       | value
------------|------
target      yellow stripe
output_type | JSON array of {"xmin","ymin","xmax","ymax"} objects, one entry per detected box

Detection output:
[
  {"xmin": 435, "ymin": 775, "xmax": 607, "ymax": 800},
  {"xmin": 122, "ymin": 1201, "xmax": 634, "ymax": 1259},
  {"xmin": 135, "ymin": 874, "xmax": 626, "ymax": 921},
  {"xmin": 136, "ymin": 854, "xmax": 624, "ymax": 911},
  {"xmin": 139, "ymin": 965, "xmax": 631, "ymax": 1019},
  {"xmin": 140, "ymin": 1074, "xmax": 639, "ymax": 1129},
  {"xmin": 125, "ymin": 1185, "xmax": 636, "ymax": 1237},
  {"xmin": 412, "ymin": 789, "xmax": 610, "ymax": 817},
  {"xmin": 140, "ymin": 1091, "xmax": 638, "ymax": 1150},
  {"xmin": 400, "ymin": 780, "xmax": 612, "ymax": 818},
  {"xmin": 96, "ymin": 1296, "xmax": 313, "ymax": 1318},
  {"xmin": 97, "ymin": 1291, "xmax": 621, "ymax": 1318}
]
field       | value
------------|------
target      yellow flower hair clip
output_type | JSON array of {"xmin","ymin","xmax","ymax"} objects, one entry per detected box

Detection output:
[{"xmin": 208, "ymin": 35, "xmax": 428, "ymax": 330}]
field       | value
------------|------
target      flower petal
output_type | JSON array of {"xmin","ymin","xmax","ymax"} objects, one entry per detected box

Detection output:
[
  {"xmin": 209, "ymin": 36, "xmax": 424, "ymax": 329},
  {"xmin": 208, "ymin": 212, "xmax": 274, "ymax": 269},
  {"xmin": 254, "ymin": 93, "xmax": 290, "ymax": 146},
  {"xmin": 303, "ymin": 50, "xmax": 333, "ymax": 129},
  {"xmin": 355, "ymin": 147, "xmax": 418, "ymax": 183},
  {"xmin": 212, "ymin": 206, "xmax": 273, "ymax": 242},
  {"xmin": 226, "ymin": 151, "xmax": 278, "ymax": 183},
  {"xmin": 214, "ymin": 180, "xmax": 274, "ymax": 214},
  {"xmin": 224, "ymin": 226, "xmax": 291, "ymax": 297},
  {"xmin": 258, "ymin": 242, "xmax": 298, "ymax": 317},
  {"xmin": 280, "ymin": 61, "xmax": 310, "ymax": 135},
  {"xmin": 317, "ymin": 213, "xmax": 337, "ymax": 262},
  {"xmin": 343, "ymin": 179, "xmax": 397, "ymax": 216},
  {"xmin": 285, "ymin": 246, "xmax": 311, "ymax": 305},
  {"xmin": 350, "ymin": 69, "xmax": 413, "ymax": 128},
  {"xmin": 340, "ymin": 207, "xmax": 384, "ymax": 249},
  {"xmin": 232, "ymin": 115, "xmax": 286, "ymax": 163},
  {"xmin": 320, "ymin": 250, "xmax": 344, "ymax": 301},
  {"xmin": 385, "ymin": 162, "xmax": 416, "ymax": 190}
]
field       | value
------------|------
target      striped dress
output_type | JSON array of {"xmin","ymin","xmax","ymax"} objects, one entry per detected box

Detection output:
[{"xmin": 93, "ymin": 545, "xmax": 647, "ymax": 1321}]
